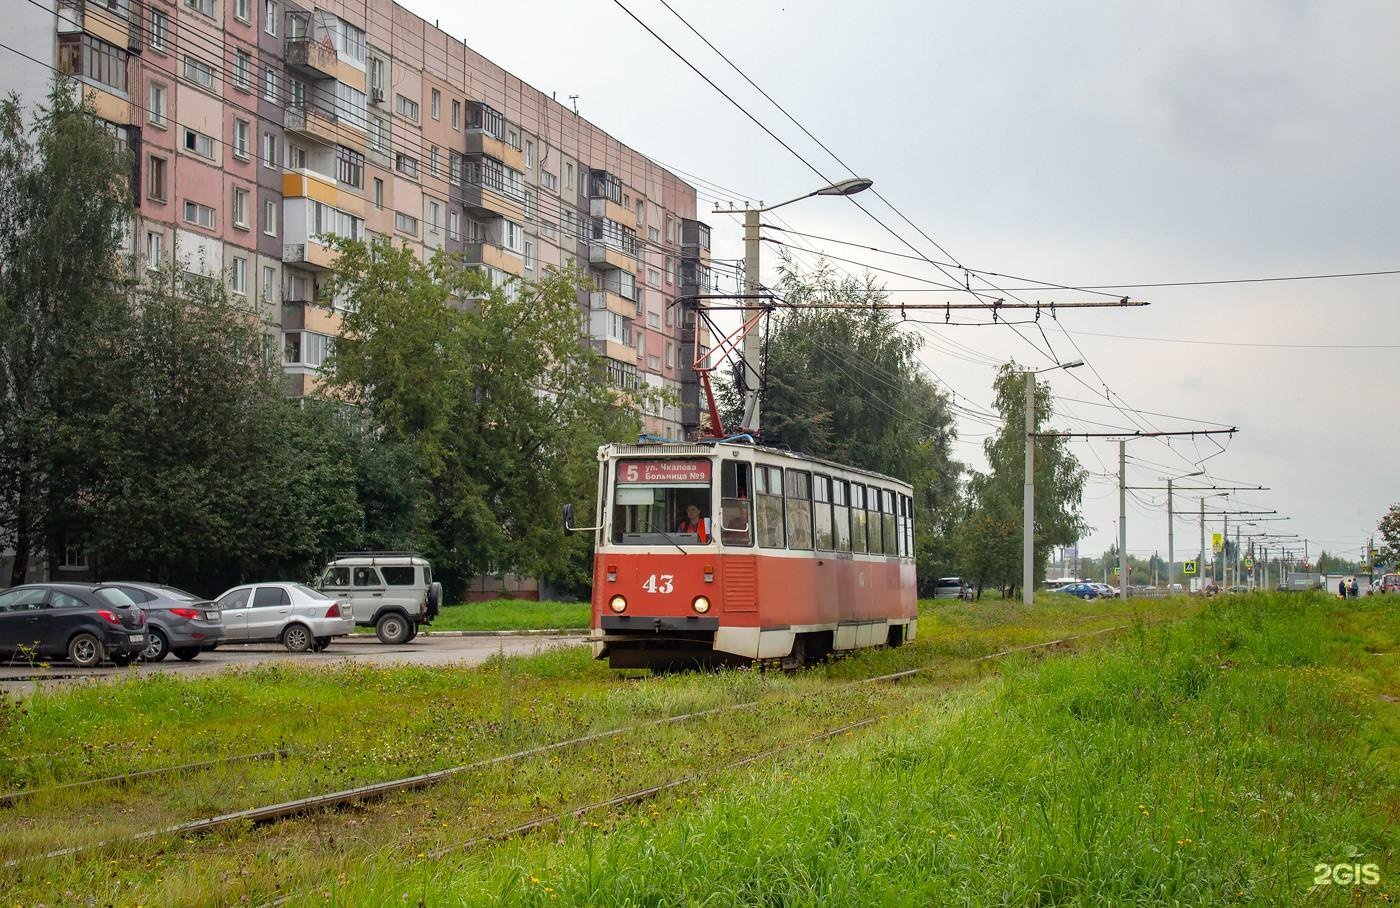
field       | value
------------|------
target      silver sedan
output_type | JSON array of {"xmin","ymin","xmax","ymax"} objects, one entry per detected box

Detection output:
[
  {"xmin": 211, "ymin": 583, "xmax": 354, "ymax": 652},
  {"xmin": 109, "ymin": 582, "xmax": 226, "ymax": 662}
]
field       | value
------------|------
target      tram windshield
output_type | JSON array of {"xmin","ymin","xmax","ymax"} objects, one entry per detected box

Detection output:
[{"xmin": 610, "ymin": 458, "xmax": 713, "ymax": 545}]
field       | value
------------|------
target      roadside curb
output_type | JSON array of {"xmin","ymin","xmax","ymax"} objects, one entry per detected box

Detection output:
[{"xmin": 420, "ymin": 628, "xmax": 590, "ymax": 638}]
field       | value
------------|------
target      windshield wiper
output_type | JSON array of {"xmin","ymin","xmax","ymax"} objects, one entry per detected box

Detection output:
[{"xmin": 643, "ymin": 515, "xmax": 692, "ymax": 555}]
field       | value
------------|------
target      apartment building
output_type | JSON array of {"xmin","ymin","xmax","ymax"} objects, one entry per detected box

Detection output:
[{"xmin": 29, "ymin": 0, "xmax": 712, "ymax": 440}]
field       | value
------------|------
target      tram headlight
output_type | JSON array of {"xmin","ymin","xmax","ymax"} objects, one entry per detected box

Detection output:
[
  {"xmin": 692, "ymin": 595, "xmax": 711, "ymax": 614},
  {"xmin": 609, "ymin": 595, "xmax": 627, "ymax": 613}
]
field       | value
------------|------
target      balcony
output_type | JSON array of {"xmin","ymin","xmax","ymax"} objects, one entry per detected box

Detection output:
[
  {"xmin": 283, "ymin": 242, "xmax": 338, "ymax": 272},
  {"xmin": 589, "ymin": 242, "xmax": 638, "ymax": 272},
  {"xmin": 459, "ymin": 183, "xmax": 525, "ymax": 223},
  {"xmin": 464, "ymin": 132, "xmax": 524, "ymax": 171},
  {"xmin": 461, "ymin": 242, "xmax": 525, "ymax": 277},
  {"xmin": 590, "ymin": 289, "xmax": 639, "ymax": 317},
  {"xmin": 592, "ymin": 339, "xmax": 637, "ymax": 366},
  {"xmin": 285, "ymin": 37, "xmax": 338, "ymax": 80},
  {"xmin": 682, "ymin": 218, "xmax": 712, "ymax": 262},
  {"xmin": 589, "ymin": 196, "xmax": 632, "ymax": 228},
  {"xmin": 283, "ymin": 105, "xmax": 364, "ymax": 150}
]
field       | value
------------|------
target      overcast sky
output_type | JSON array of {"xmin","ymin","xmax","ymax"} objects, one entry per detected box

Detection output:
[{"xmin": 412, "ymin": 0, "xmax": 1400, "ymax": 567}]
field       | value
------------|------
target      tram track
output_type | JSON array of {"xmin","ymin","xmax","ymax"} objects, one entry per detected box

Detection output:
[
  {"xmin": 0, "ymin": 748, "xmax": 290, "ymax": 808},
  {"xmin": 4, "ymin": 613, "xmax": 1166, "ymax": 868}
]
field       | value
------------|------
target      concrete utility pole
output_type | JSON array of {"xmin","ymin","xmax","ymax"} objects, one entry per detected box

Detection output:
[
  {"xmin": 740, "ymin": 207, "xmax": 762, "ymax": 432},
  {"xmin": 1167, "ymin": 478, "xmax": 1174, "ymax": 590},
  {"xmin": 1199, "ymin": 497, "xmax": 1206, "ymax": 593},
  {"xmin": 1023, "ymin": 370, "xmax": 1035, "ymax": 606},
  {"xmin": 1118, "ymin": 440, "xmax": 1128, "ymax": 600}
]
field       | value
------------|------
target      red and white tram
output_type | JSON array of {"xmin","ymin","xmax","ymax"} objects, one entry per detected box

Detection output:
[{"xmin": 580, "ymin": 440, "xmax": 918, "ymax": 670}]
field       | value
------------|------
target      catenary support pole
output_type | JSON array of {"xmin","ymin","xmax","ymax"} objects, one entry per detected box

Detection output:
[
  {"xmin": 1167, "ymin": 478, "xmax": 1175, "ymax": 591},
  {"xmin": 1200, "ymin": 497, "xmax": 1206, "ymax": 593},
  {"xmin": 739, "ymin": 207, "xmax": 762, "ymax": 433},
  {"xmin": 1118, "ymin": 440, "xmax": 1128, "ymax": 600},
  {"xmin": 1023, "ymin": 371, "xmax": 1035, "ymax": 606}
]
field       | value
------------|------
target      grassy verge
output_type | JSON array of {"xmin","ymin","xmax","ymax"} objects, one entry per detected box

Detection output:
[
  {"xmin": 327, "ymin": 590, "xmax": 1395, "ymax": 906},
  {"xmin": 352, "ymin": 598, "xmax": 591, "ymax": 633},
  {"xmin": 0, "ymin": 594, "xmax": 1174, "ymax": 902}
]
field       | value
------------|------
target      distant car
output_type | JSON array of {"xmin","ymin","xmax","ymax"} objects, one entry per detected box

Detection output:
[
  {"xmin": 932, "ymin": 577, "xmax": 971, "ymax": 600},
  {"xmin": 1379, "ymin": 573, "xmax": 1400, "ymax": 594},
  {"xmin": 109, "ymin": 582, "xmax": 226, "ymax": 662},
  {"xmin": 1168, "ymin": 583, "xmax": 1184, "ymax": 592},
  {"xmin": 1061, "ymin": 583, "xmax": 1101, "ymax": 600},
  {"xmin": 0, "ymin": 583, "xmax": 147, "ymax": 667},
  {"xmin": 1091, "ymin": 583, "xmax": 1119, "ymax": 598},
  {"xmin": 211, "ymin": 583, "xmax": 354, "ymax": 652}
]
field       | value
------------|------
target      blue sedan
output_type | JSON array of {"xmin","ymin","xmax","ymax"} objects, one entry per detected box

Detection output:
[{"xmin": 1060, "ymin": 582, "xmax": 1101, "ymax": 600}]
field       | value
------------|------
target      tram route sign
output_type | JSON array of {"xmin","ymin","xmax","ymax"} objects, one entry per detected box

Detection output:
[{"xmin": 617, "ymin": 459, "xmax": 712, "ymax": 484}]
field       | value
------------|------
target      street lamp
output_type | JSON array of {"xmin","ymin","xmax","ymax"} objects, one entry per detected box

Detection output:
[
  {"xmin": 1161, "ymin": 470, "xmax": 1204, "ymax": 591},
  {"xmin": 1022, "ymin": 360, "xmax": 1086, "ymax": 605},
  {"xmin": 714, "ymin": 178, "xmax": 875, "ymax": 434}
]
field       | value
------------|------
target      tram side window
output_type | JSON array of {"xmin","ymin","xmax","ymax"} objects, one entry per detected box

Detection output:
[
  {"xmin": 721, "ymin": 460, "xmax": 753, "ymax": 547},
  {"xmin": 866, "ymin": 486, "xmax": 880, "ymax": 554},
  {"xmin": 754, "ymin": 465, "xmax": 786, "ymax": 549},
  {"xmin": 849, "ymin": 484, "xmax": 867, "ymax": 553},
  {"xmin": 832, "ymin": 479, "xmax": 851, "ymax": 552},
  {"xmin": 881, "ymin": 490, "xmax": 898, "ymax": 556},
  {"xmin": 785, "ymin": 469, "xmax": 813, "ymax": 550},
  {"xmin": 896, "ymin": 494, "xmax": 909, "ymax": 558},
  {"xmin": 812, "ymin": 474, "xmax": 834, "ymax": 551},
  {"xmin": 902, "ymin": 494, "xmax": 914, "ymax": 559}
]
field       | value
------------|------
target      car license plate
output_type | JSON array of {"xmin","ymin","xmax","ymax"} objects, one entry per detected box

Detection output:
[
  {"xmin": 129, "ymin": 634, "xmax": 144, "ymax": 644},
  {"xmin": 205, "ymin": 611, "xmax": 220, "ymax": 621}
]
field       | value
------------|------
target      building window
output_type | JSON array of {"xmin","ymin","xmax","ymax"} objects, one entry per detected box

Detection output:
[
  {"xmin": 336, "ymin": 146, "xmax": 364, "ymax": 188},
  {"xmin": 369, "ymin": 57, "xmax": 385, "ymax": 100},
  {"xmin": 262, "ymin": 265, "xmax": 276, "ymax": 301},
  {"xmin": 60, "ymin": 543, "xmax": 89, "ymax": 571},
  {"xmin": 448, "ymin": 209, "xmax": 459, "ymax": 240},
  {"xmin": 430, "ymin": 88, "xmax": 440, "ymax": 120},
  {"xmin": 373, "ymin": 177, "xmax": 383, "ymax": 208},
  {"xmin": 289, "ymin": 143, "xmax": 307, "ymax": 170},
  {"xmin": 369, "ymin": 116, "xmax": 389, "ymax": 156},
  {"xmin": 233, "ymin": 50, "xmax": 252, "ymax": 91},
  {"xmin": 329, "ymin": 18, "xmax": 366, "ymax": 64},
  {"xmin": 542, "ymin": 171, "xmax": 557, "ymax": 192},
  {"xmin": 183, "ymin": 200, "xmax": 216, "ymax": 229},
  {"xmin": 60, "ymin": 35, "xmax": 128, "ymax": 93},
  {"xmin": 147, "ymin": 82, "xmax": 166, "ymax": 127},
  {"xmin": 648, "ymin": 226, "xmax": 660, "ymax": 243},
  {"xmin": 233, "ymin": 119, "xmax": 250, "ymax": 159},
  {"xmin": 564, "ymin": 162, "xmax": 574, "ymax": 190},
  {"xmin": 466, "ymin": 102, "xmax": 503, "ymax": 138},
  {"xmin": 145, "ymin": 231, "xmax": 162, "ymax": 270},
  {"xmin": 263, "ymin": 67, "xmax": 279, "ymax": 103},
  {"xmin": 395, "ymin": 153, "xmax": 418, "ymax": 178},
  {"xmin": 394, "ymin": 211, "xmax": 418, "ymax": 236},
  {"xmin": 232, "ymin": 187, "xmax": 250, "ymax": 229},
  {"xmin": 449, "ymin": 151, "xmax": 463, "ymax": 185},
  {"xmin": 182, "ymin": 127, "xmax": 215, "ymax": 159},
  {"xmin": 665, "ymin": 342, "xmax": 674, "ymax": 369},
  {"xmin": 503, "ymin": 220, "xmax": 523, "ymax": 253},
  {"xmin": 262, "ymin": 131, "xmax": 278, "ymax": 169},
  {"xmin": 309, "ymin": 201, "xmax": 364, "ymax": 242},
  {"xmin": 524, "ymin": 240, "xmax": 535, "ymax": 272},
  {"xmin": 231, "ymin": 256, "xmax": 247, "ymax": 295},
  {"xmin": 395, "ymin": 94, "xmax": 418, "ymax": 122},
  {"xmin": 426, "ymin": 199, "xmax": 440, "ymax": 229},
  {"xmin": 335, "ymin": 82, "xmax": 367, "ymax": 130},
  {"xmin": 147, "ymin": 155, "xmax": 166, "ymax": 202},
  {"xmin": 185, "ymin": 0, "xmax": 213, "ymax": 17},
  {"xmin": 263, "ymin": 198, "xmax": 277, "ymax": 236},
  {"xmin": 234, "ymin": 0, "xmax": 251, "ymax": 20},
  {"xmin": 451, "ymin": 99, "xmax": 461, "ymax": 129},
  {"xmin": 264, "ymin": 0, "xmax": 279, "ymax": 36},
  {"xmin": 182, "ymin": 55, "xmax": 214, "ymax": 90},
  {"xmin": 429, "ymin": 146, "xmax": 441, "ymax": 177},
  {"xmin": 524, "ymin": 140, "xmax": 533, "ymax": 170},
  {"xmin": 149, "ymin": 9, "xmax": 169, "ymax": 51}
]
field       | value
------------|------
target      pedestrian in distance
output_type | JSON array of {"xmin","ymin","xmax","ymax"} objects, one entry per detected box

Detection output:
[
  {"xmin": 1339, "ymin": 578, "xmax": 1347, "ymax": 599},
  {"xmin": 1347, "ymin": 577, "xmax": 1359, "ymax": 599}
]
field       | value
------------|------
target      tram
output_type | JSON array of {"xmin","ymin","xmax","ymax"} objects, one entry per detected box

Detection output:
[{"xmin": 571, "ymin": 440, "xmax": 918, "ymax": 670}]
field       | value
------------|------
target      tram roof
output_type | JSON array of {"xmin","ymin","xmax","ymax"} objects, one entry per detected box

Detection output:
[{"xmin": 600, "ymin": 441, "xmax": 911, "ymax": 490}]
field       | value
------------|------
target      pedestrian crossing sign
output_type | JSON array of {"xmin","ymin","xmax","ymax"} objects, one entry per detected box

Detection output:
[{"xmin": 1183, "ymin": 560, "xmax": 1198, "ymax": 576}]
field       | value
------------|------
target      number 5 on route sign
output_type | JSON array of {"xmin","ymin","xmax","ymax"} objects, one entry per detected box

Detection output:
[{"xmin": 1183, "ymin": 560, "xmax": 1197, "ymax": 576}]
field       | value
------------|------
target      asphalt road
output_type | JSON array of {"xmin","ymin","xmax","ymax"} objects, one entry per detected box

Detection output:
[{"xmin": 0, "ymin": 633, "xmax": 585, "ymax": 695}]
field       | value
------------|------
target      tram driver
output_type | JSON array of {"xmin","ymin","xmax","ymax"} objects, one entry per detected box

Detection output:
[{"xmin": 677, "ymin": 504, "xmax": 710, "ymax": 542}]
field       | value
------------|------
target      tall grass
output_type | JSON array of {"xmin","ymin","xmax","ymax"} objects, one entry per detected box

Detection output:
[{"xmin": 332, "ymin": 592, "xmax": 1397, "ymax": 906}]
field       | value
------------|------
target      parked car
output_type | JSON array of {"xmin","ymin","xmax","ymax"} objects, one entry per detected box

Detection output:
[
  {"xmin": 0, "ymin": 583, "xmax": 147, "ymax": 668},
  {"xmin": 1378, "ymin": 573, "xmax": 1400, "ymax": 594},
  {"xmin": 211, "ymin": 583, "xmax": 354, "ymax": 652},
  {"xmin": 1091, "ymin": 583, "xmax": 1119, "ymax": 598},
  {"xmin": 932, "ymin": 576, "xmax": 971, "ymax": 601},
  {"xmin": 1060, "ymin": 582, "xmax": 1102, "ymax": 600},
  {"xmin": 108, "ymin": 582, "xmax": 225, "ymax": 662},
  {"xmin": 316, "ymin": 552, "xmax": 442, "ymax": 643},
  {"xmin": 1168, "ymin": 583, "xmax": 1185, "ymax": 592}
]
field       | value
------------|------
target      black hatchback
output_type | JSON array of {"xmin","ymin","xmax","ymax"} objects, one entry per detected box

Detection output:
[{"xmin": 0, "ymin": 583, "xmax": 148, "ymax": 667}]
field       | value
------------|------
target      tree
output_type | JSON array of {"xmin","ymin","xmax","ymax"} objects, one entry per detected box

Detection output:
[
  {"xmin": 323, "ymin": 238, "xmax": 639, "ymax": 597},
  {"xmin": 0, "ymin": 81, "xmax": 133, "ymax": 585},
  {"xmin": 1377, "ymin": 503, "xmax": 1400, "ymax": 569},
  {"xmin": 957, "ymin": 362, "xmax": 1087, "ymax": 597},
  {"xmin": 718, "ymin": 258, "xmax": 964, "ymax": 591}
]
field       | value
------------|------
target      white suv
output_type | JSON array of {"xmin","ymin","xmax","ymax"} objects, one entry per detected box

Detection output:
[{"xmin": 316, "ymin": 553, "xmax": 442, "ymax": 644}]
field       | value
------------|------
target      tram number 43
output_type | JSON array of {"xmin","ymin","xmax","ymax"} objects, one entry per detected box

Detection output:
[{"xmin": 641, "ymin": 574, "xmax": 675, "ymax": 594}]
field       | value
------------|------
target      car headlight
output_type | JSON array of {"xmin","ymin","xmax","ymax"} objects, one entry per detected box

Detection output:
[
  {"xmin": 609, "ymin": 595, "xmax": 627, "ymax": 613},
  {"xmin": 692, "ymin": 595, "xmax": 710, "ymax": 614}
]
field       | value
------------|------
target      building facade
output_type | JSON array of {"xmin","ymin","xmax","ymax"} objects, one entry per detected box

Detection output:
[{"xmin": 29, "ymin": 0, "xmax": 712, "ymax": 439}]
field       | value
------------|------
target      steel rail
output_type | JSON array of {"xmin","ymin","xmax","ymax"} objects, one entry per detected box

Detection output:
[{"xmin": 0, "ymin": 749, "xmax": 291, "ymax": 808}]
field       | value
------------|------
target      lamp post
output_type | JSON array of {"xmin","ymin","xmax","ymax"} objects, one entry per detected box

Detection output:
[
  {"xmin": 1022, "ymin": 360, "xmax": 1085, "ymax": 605},
  {"xmin": 715, "ymin": 178, "xmax": 874, "ymax": 434},
  {"xmin": 1162, "ymin": 470, "xmax": 1204, "ymax": 591}
]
